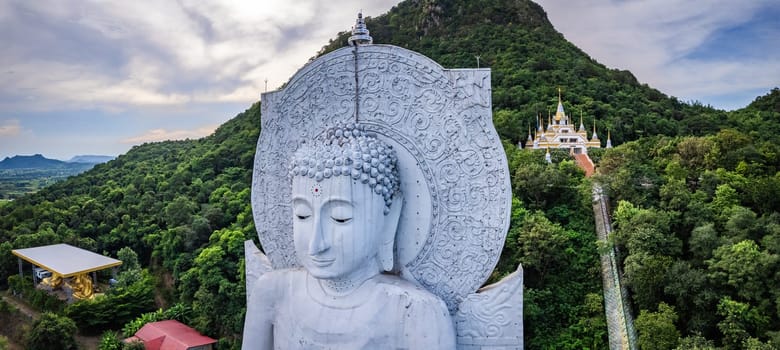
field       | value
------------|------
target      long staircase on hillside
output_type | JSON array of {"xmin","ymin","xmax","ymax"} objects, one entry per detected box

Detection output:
[
  {"xmin": 592, "ymin": 184, "xmax": 638, "ymax": 350},
  {"xmin": 574, "ymin": 153, "xmax": 637, "ymax": 350}
]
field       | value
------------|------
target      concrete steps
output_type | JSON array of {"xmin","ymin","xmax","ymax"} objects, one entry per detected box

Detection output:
[{"xmin": 573, "ymin": 153, "xmax": 595, "ymax": 177}]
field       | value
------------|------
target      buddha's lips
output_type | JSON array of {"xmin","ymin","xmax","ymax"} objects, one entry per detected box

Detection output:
[{"xmin": 310, "ymin": 257, "xmax": 335, "ymax": 266}]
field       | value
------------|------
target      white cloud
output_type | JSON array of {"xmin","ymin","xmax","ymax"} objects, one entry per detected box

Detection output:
[
  {"xmin": 662, "ymin": 59, "xmax": 780, "ymax": 98},
  {"xmin": 6, "ymin": 0, "xmax": 773, "ymax": 115},
  {"xmin": 0, "ymin": 60, "xmax": 190, "ymax": 110},
  {"xmin": 537, "ymin": 0, "xmax": 779, "ymax": 107},
  {"xmin": 0, "ymin": 0, "xmax": 398, "ymax": 113},
  {"xmin": 121, "ymin": 125, "xmax": 218, "ymax": 144},
  {"xmin": 0, "ymin": 119, "xmax": 21, "ymax": 136}
]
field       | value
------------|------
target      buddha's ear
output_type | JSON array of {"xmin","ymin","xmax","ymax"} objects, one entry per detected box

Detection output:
[{"xmin": 378, "ymin": 194, "xmax": 403, "ymax": 272}]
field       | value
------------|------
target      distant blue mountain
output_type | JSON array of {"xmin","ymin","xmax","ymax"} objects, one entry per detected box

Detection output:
[
  {"xmin": 0, "ymin": 154, "xmax": 114, "ymax": 170},
  {"xmin": 0, "ymin": 154, "xmax": 70, "ymax": 170},
  {"xmin": 67, "ymin": 155, "xmax": 115, "ymax": 164}
]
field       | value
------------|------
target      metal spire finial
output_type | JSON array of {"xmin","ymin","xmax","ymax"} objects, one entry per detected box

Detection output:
[{"xmin": 348, "ymin": 12, "xmax": 373, "ymax": 46}]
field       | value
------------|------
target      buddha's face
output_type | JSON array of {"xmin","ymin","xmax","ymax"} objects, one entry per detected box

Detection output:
[{"xmin": 292, "ymin": 175, "xmax": 388, "ymax": 280}]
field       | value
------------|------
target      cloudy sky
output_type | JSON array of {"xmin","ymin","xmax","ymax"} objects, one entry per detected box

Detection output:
[{"xmin": 1, "ymin": 0, "xmax": 777, "ymax": 160}]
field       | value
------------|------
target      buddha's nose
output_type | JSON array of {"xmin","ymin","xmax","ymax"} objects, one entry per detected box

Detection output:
[{"xmin": 308, "ymin": 218, "xmax": 329, "ymax": 255}]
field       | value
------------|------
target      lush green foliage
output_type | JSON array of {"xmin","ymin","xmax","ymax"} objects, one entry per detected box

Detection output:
[
  {"xmin": 635, "ymin": 302, "xmax": 681, "ymax": 350},
  {"xmin": 64, "ymin": 269, "xmax": 157, "ymax": 334},
  {"xmin": 0, "ymin": 300, "xmax": 27, "ymax": 349},
  {"xmin": 7, "ymin": 275, "xmax": 65, "ymax": 313},
  {"xmin": 98, "ymin": 330, "xmax": 123, "ymax": 350},
  {"xmin": 98, "ymin": 330, "xmax": 150, "ymax": 350},
  {"xmin": 598, "ymin": 91, "xmax": 780, "ymax": 348},
  {"xmin": 497, "ymin": 145, "xmax": 606, "ymax": 348},
  {"xmin": 25, "ymin": 312, "xmax": 78, "ymax": 350},
  {"xmin": 121, "ymin": 303, "xmax": 190, "ymax": 337}
]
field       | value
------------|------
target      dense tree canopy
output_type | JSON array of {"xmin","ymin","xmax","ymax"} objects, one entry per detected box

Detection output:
[{"xmin": 597, "ymin": 93, "xmax": 780, "ymax": 347}]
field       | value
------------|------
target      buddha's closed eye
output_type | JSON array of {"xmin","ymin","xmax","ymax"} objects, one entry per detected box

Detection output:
[{"xmin": 332, "ymin": 217, "xmax": 352, "ymax": 224}]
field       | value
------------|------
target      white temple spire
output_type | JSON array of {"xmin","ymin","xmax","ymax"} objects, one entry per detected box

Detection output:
[
  {"xmin": 555, "ymin": 87, "xmax": 566, "ymax": 124},
  {"xmin": 348, "ymin": 12, "xmax": 373, "ymax": 46},
  {"xmin": 537, "ymin": 113, "xmax": 543, "ymax": 132}
]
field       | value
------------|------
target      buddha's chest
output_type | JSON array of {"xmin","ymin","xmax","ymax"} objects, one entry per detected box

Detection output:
[{"xmin": 272, "ymin": 288, "xmax": 405, "ymax": 350}]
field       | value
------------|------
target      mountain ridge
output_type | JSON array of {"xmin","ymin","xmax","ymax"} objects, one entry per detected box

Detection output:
[
  {"xmin": 67, "ymin": 155, "xmax": 115, "ymax": 164},
  {"xmin": 0, "ymin": 154, "xmax": 91, "ymax": 170},
  {"xmin": 0, "ymin": 153, "xmax": 114, "ymax": 169}
]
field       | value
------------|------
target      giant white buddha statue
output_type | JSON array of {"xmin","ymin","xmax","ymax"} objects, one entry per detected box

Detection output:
[
  {"xmin": 243, "ymin": 123, "xmax": 454, "ymax": 349},
  {"xmin": 244, "ymin": 12, "xmax": 523, "ymax": 349}
]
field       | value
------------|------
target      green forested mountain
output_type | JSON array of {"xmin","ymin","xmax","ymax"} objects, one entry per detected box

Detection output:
[
  {"xmin": 1, "ymin": 0, "xmax": 778, "ymax": 349},
  {"xmin": 321, "ymin": 0, "xmax": 721, "ymax": 145}
]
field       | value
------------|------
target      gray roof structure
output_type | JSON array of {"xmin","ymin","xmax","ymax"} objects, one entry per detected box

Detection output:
[{"xmin": 12, "ymin": 243, "xmax": 122, "ymax": 277}]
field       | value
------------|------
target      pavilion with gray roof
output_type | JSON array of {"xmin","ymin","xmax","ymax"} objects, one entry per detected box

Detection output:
[{"xmin": 12, "ymin": 243, "xmax": 122, "ymax": 301}]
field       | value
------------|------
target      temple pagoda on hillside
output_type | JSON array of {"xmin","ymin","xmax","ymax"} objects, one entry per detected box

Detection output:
[{"xmin": 524, "ymin": 89, "xmax": 611, "ymax": 154}]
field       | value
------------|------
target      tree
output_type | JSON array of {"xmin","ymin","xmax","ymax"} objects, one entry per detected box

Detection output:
[
  {"xmin": 98, "ymin": 331, "xmax": 122, "ymax": 350},
  {"xmin": 0, "ymin": 241, "xmax": 14, "ymax": 287},
  {"xmin": 612, "ymin": 201, "xmax": 680, "ymax": 257},
  {"xmin": 65, "ymin": 270, "xmax": 156, "ymax": 333},
  {"xmin": 503, "ymin": 211, "xmax": 568, "ymax": 285},
  {"xmin": 179, "ymin": 228, "xmax": 247, "ymax": 345},
  {"xmin": 635, "ymin": 302, "xmax": 680, "ymax": 350},
  {"xmin": 723, "ymin": 206, "xmax": 758, "ymax": 243},
  {"xmin": 0, "ymin": 335, "xmax": 9, "ymax": 350},
  {"xmin": 742, "ymin": 337, "xmax": 778, "ymax": 350},
  {"xmin": 624, "ymin": 252, "xmax": 674, "ymax": 310},
  {"xmin": 674, "ymin": 333, "xmax": 716, "ymax": 350},
  {"xmin": 164, "ymin": 196, "xmax": 197, "ymax": 227},
  {"xmin": 676, "ymin": 137, "xmax": 715, "ymax": 172},
  {"xmin": 689, "ymin": 224, "xmax": 721, "ymax": 262},
  {"xmin": 121, "ymin": 303, "xmax": 191, "ymax": 337},
  {"xmin": 26, "ymin": 312, "xmax": 78, "ymax": 350},
  {"xmin": 117, "ymin": 246, "xmax": 140, "ymax": 272},
  {"xmin": 717, "ymin": 297, "xmax": 770, "ymax": 348},
  {"xmin": 707, "ymin": 240, "xmax": 775, "ymax": 302},
  {"xmin": 115, "ymin": 247, "xmax": 142, "ymax": 287}
]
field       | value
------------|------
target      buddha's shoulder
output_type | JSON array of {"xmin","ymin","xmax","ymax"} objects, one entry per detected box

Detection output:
[
  {"xmin": 251, "ymin": 268, "xmax": 306, "ymax": 295},
  {"xmin": 373, "ymin": 274, "xmax": 448, "ymax": 309}
]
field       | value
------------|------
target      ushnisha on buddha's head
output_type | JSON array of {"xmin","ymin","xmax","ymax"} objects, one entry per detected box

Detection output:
[{"xmin": 288, "ymin": 123, "xmax": 404, "ymax": 283}]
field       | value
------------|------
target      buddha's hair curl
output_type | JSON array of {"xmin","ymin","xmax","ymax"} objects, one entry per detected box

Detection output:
[{"xmin": 289, "ymin": 122, "xmax": 400, "ymax": 214}]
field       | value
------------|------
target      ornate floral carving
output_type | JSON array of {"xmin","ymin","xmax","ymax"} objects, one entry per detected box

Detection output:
[{"xmin": 455, "ymin": 265, "xmax": 524, "ymax": 349}]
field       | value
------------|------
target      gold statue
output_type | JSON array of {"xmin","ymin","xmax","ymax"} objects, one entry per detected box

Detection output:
[
  {"xmin": 67, "ymin": 273, "xmax": 94, "ymax": 300},
  {"xmin": 40, "ymin": 274, "xmax": 63, "ymax": 289}
]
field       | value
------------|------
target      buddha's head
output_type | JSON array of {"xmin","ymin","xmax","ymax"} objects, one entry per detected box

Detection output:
[{"xmin": 289, "ymin": 123, "xmax": 403, "ymax": 281}]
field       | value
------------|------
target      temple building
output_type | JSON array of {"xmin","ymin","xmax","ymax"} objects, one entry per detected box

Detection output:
[{"xmin": 523, "ymin": 89, "xmax": 611, "ymax": 154}]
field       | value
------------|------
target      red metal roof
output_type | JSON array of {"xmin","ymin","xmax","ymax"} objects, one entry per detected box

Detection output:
[{"xmin": 133, "ymin": 320, "xmax": 216, "ymax": 350}]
